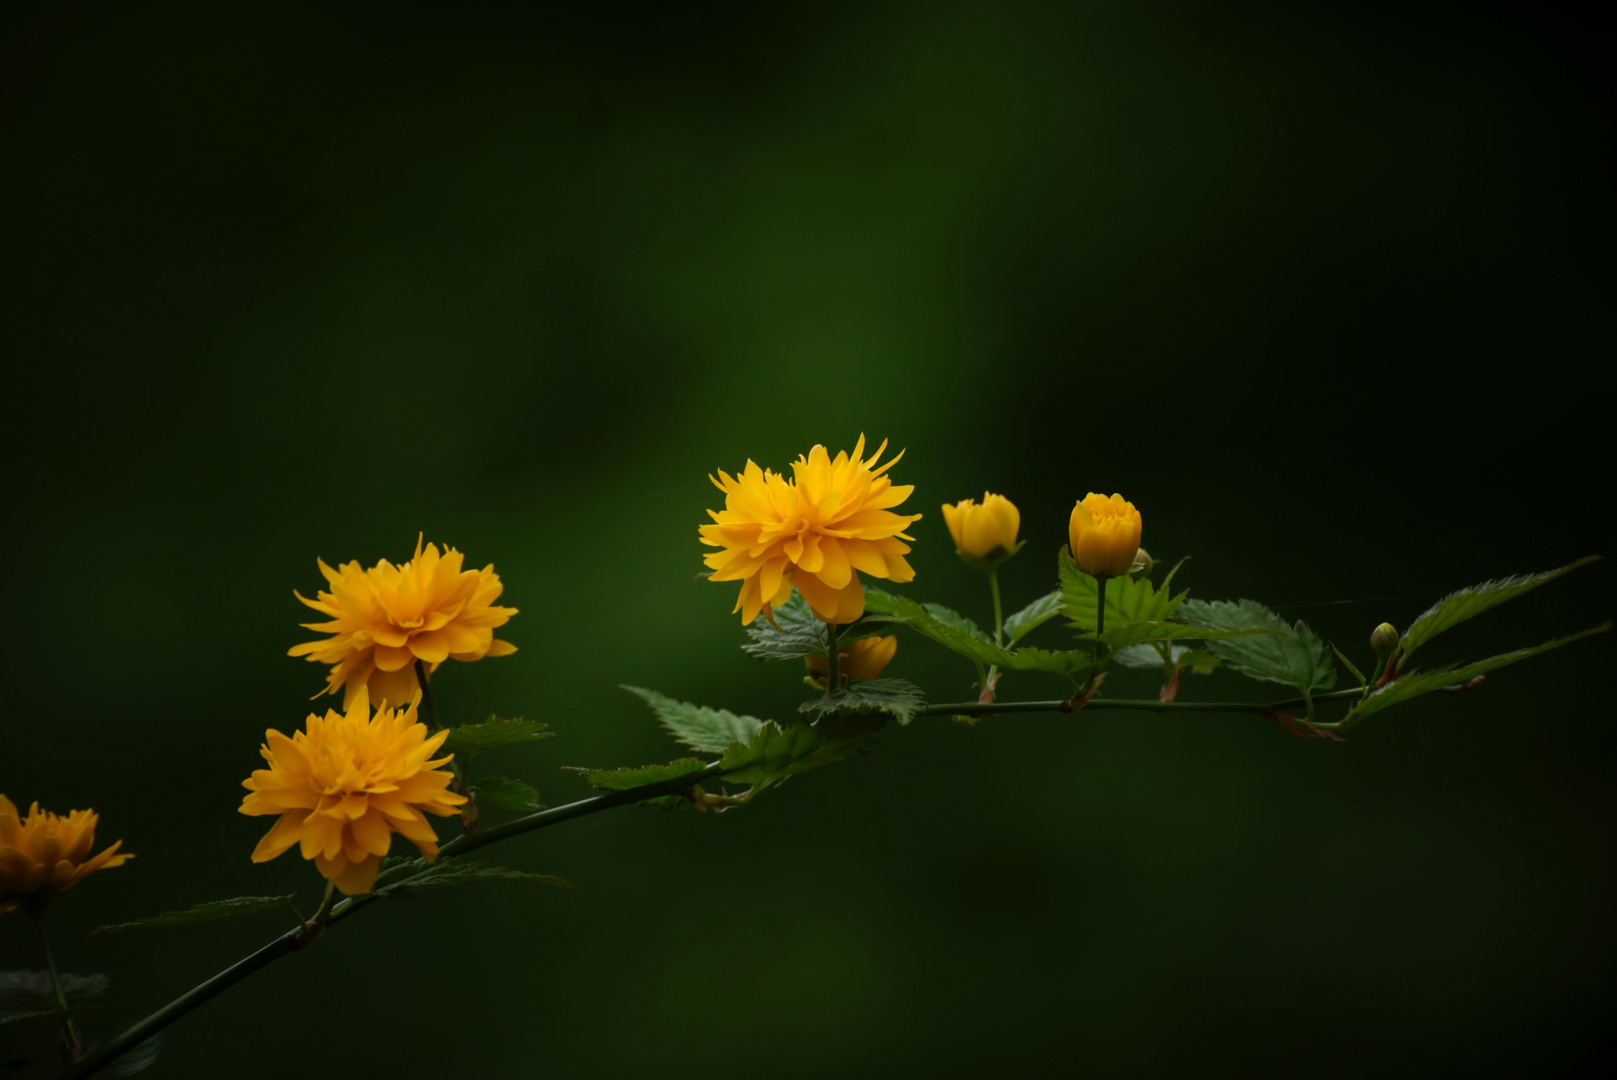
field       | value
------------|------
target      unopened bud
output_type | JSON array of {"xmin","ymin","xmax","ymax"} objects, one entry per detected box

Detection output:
[
  {"xmin": 1370, "ymin": 622, "xmax": 1399, "ymax": 657},
  {"xmin": 1131, "ymin": 547, "xmax": 1155, "ymax": 575}
]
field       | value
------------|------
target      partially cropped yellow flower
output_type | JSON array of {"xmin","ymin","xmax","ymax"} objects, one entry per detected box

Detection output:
[
  {"xmin": 1068, "ymin": 493, "xmax": 1142, "ymax": 577},
  {"xmin": 290, "ymin": 535, "xmax": 518, "ymax": 708},
  {"xmin": 700, "ymin": 436, "xmax": 922, "ymax": 625},
  {"xmin": 1, "ymin": 796, "xmax": 132, "ymax": 914},
  {"xmin": 805, "ymin": 634, "xmax": 899, "ymax": 686},
  {"xmin": 239, "ymin": 687, "xmax": 467, "ymax": 896},
  {"xmin": 941, "ymin": 493, "xmax": 1023, "ymax": 569}
]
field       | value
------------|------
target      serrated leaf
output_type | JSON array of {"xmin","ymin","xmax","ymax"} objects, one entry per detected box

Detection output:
[
  {"xmin": 1004, "ymin": 590, "xmax": 1062, "ymax": 645},
  {"xmin": 1112, "ymin": 643, "xmax": 1222, "ymax": 674},
  {"xmin": 1112, "ymin": 642, "xmax": 1170, "ymax": 669},
  {"xmin": 442, "ymin": 716, "xmax": 552, "ymax": 760},
  {"xmin": 377, "ymin": 858, "xmax": 572, "ymax": 896},
  {"xmin": 1179, "ymin": 598, "xmax": 1337, "ymax": 693},
  {"xmin": 719, "ymin": 718, "xmax": 879, "ymax": 795},
  {"xmin": 473, "ymin": 775, "xmax": 542, "ymax": 811},
  {"xmin": 0, "ymin": 971, "xmax": 110, "ymax": 1014},
  {"xmin": 864, "ymin": 588, "xmax": 1093, "ymax": 675},
  {"xmin": 94, "ymin": 896, "xmax": 299, "ymax": 936},
  {"xmin": 740, "ymin": 593, "xmax": 828, "ymax": 659},
  {"xmin": 799, "ymin": 678, "xmax": 926, "ymax": 724},
  {"xmin": 1060, "ymin": 550, "xmax": 1187, "ymax": 629},
  {"xmin": 1343, "ymin": 623, "xmax": 1609, "ymax": 727},
  {"xmin": 740, "ymin": 593, "xmax": 889, "ymax": 660},
  {"xmin": 1399, "ymin": 556, "xmax": 1601, "ymax": 665},
  {"xmin": 568, "ymin": 758, "xmax": 711, "ymax": 792},
  {"xmin": 920, "ymin": 604, "xmax": 990, "ymax": 642},
  {"xmin": 623, "ymin": 686, "xmax": 766, "ymax": 754}
]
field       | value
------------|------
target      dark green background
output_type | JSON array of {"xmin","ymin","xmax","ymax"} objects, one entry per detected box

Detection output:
[{"xmin": 2, "ymin": 2, "xmax": 1611, "ymax": 1076}]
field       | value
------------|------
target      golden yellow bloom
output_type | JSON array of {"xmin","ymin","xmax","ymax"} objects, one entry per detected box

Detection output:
[
  {"xmin": 1068, "ymin": 493, "xmax": 1142, "ymax": 577},
  {"xmin": 805, "ymin": 634, "xmax": 899, "ymax": 686},
  {"xmin": 1, "ymin": 796, "xmax": 132, "ymax": 914},
  {"xmin": 239, "ymin": 687, "xmax": 467, "ymax": 896},
  {"xmin": 700, "ymin": 436, "xmax": 922, "ymax": 625},
  {"xmin": 290, "ymin": 535, "xmax": 518, "ymax": 708},
  {"xmin": 941, "ymin": 492, "xmax": 1023, "ymax": 568}
]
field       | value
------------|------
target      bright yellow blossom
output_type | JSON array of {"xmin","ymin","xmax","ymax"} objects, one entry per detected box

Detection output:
[
  {"xmin": 239, "ymin": 687, "xmax": 467, "ymax": 896},
  {"xmin": 1068, "ymin": 493, "xmax": 1142, "ymax": 577},
  {"xmin": 700, "ymin": 436, "xmax": 922, "ymax": 625},
  {"xmin": 290, "ymin": 535, "xmax": 518, "ymax": 708},
  {"xmin": 941, "ymin": 493, "xmax": 1023, "ymax": 569},
  {"xmin": 805, "ymin": 634, "xmax": 899, "ymax": 687},
  {"xmin": 1, "ymin": 796, "xmax": 132, "ymax": 914}
]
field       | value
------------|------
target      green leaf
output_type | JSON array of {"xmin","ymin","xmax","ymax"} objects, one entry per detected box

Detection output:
[
  {"xmin": 94, "ymin": 896, "xmax": 299, "ymax": 936},
  {"xmin": 442, "ymin": 716, "xmax": 552, "ymax": 760},
  {"xmin": 0, "ymin": 971, "xmax": 109, "ymax": 1015},
  {"xmin": 376, "ymin": 857, "xmax": 572, "ymax": 897},
  {"xmin": 567, "ymin": 757, "xmax": 711, "ymax": 792},
  {"xmin": 1004, "ymin": 590, "xmax": 1062, "ymax": 645},
  {"xmin": 864, "ymin": 587, "xmax": 1093, "ymax": 674},
  {"xmin": 1057, "ymin": 551, "xmax": 1270, "ymax": 653},
  {"xmin": 623, "ymin": 686, "xmax": 765, "ymax": 754},
  {"xmin": 740, "ymin": 593, "xmax": 890, "ymax": 660},
  {"xmin": 798, "ymin": 678, "xmax": 926, "ymax": 724},
  {"xmin": 1342, "ymin": 623, "xmax": 1609, "ymax": 726},
  {"xmin": 1113, "ymin": 642, "xmax": 1221, "ymax": 674},
  {"xmin": 920, "ymin": 604, "xmax": 990, "ymax": 642},
  {"xmin": 1060, "ymin": 550, "xmax": 1186, "ymax": 629},
  {"xmin": 1178, "ymin": 599, "xmax": 1338, "ymax": 693},
  {"xmin": 718, "ymin": 718, "xmax": 880, "ymax": 795},
  {"xmin": 740, "ymin": 593, "xmax": 828, "ymax": 659},
  {"xmin": 473, "ymin": 775, "xmax": 542, "ymax": 811},
  {"xmin": 1399, "ymin": 556, "xmax": 1601, "ymax": 665}
]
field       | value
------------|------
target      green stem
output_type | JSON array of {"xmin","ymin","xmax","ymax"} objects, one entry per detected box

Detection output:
[
  {"xmin": 1089, "ymin": 575, "xmax": 1108, "ymax": 687},
  {"xmin": 989, "ymin": 570, "xmax": 1004, "ymax": 647},
  {"xmin": 824, "ymin": 621, "xmax": 841, "ymax": 694},
  {"xmin": 414, "ymin": 659, "xmax": 441, "ymax": 730},
  {"xmin": 35, "ymin": 913, "xmax": 81, "ymax": 1059},
  {"xmin": 59, "ymin": 761, "xmax": 724, "ymax": 1079},
  {"xmin": 920, "ymin": 688, "xmax": 1364, "ymax": 718}
]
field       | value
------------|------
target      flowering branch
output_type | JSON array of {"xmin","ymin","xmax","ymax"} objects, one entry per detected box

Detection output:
[{"xmin": 57, "ymin": 762, "xmax": 726, "ymax": 1079}]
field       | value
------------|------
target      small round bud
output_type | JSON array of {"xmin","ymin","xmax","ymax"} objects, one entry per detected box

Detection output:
[
  {"xmin": 1370, "ymin": 622, "xmax": 1399, "ymax": 656},
  {"xmin": 1131, "ymin": 547, "xmax": 1154, "ymax": 575}
]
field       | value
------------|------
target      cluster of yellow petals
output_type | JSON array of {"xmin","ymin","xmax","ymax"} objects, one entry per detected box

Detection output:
[
  {"xmin": 804, "ymin": 634, "xmax": 898, "ymax": 687},
  {"xmin": 1068, "ymin": 493, "xmax": 1143, "ymax": 577},
  {"xmin": 701, "ymin": 436, "xmax": 922, "ymax": 625},
  {"xmin": 290, "ymin": 535, "xmax": 518, "ymax": 708},
  {"xmin": 239, "ymin": 687, "xmax": 467, "ymax": 896},
  {"xmin": 1, "ymin": 796, "xmax": 132, "ymax": 914},
  {"xmin": 941, "ymin": 492, "xmax": 1023, "ymax": 568}
]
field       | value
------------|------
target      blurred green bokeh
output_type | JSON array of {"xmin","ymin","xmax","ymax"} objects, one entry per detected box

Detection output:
[{"xmin": 2, "ymin": 2, "xmax": 1611, "ymax": 1076}]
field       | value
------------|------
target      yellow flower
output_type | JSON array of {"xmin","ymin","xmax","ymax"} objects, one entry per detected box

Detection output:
[
  {"xmin": 700, "ymin": 436, "xmax": 922, "ymax": 625},
  {"xmin": 239, "ymin": 687, "xmax": 468, "ymax": 896},
  {"xmin": 941, "ymin": 492, "xmax": 1023, "ymax": 568},
  {"xmin": 289, "ymin": 535, "xmax": 518, "ymax": 708},
  {"xmin": 1068, "ymin": 493, "xmax": 1142, "ymax": 577},
  {"xmin": 1, "ymin": 796, "xmax": 132, "ymax": 914},
  {"xmin": 805, "ymin": 634, "xmax": 899, "ymax": 686}
]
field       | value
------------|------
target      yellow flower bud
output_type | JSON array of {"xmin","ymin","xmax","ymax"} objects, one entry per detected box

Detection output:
[
  {"xmin": 940, "ymin": 493, "xmax": 1023, "ymax": 569},
  {"xmin": 1067, "ymin": 493, "xmax": 1142, "ymax": 578},
  {"xmin": 1371, "ymin": 622, "xmax": 1400, "ymax": 656},
  {"xmin": 1132, "ymin": 547, "xmax": 1154, "ymax": 574},
  {"xmin": 805, "ymin": 635, "xmax": 898, "ymax": 686}
]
